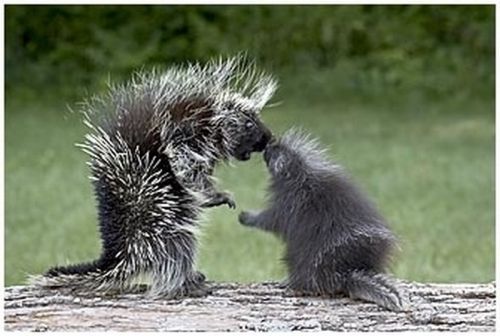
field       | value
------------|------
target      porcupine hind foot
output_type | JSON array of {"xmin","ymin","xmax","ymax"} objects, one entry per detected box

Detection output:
[{"xmin": 179, "ymin": 271, "xmax": 212, "ymax": 298}]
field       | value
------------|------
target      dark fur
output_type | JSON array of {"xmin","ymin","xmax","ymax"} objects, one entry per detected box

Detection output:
[
  {"xmin": 239, "ymin": 130, "xmax": 406, "ymax": 311},
  {"xmin": 42, "ymin": 122, "xmax": 205, "ymax": 297},
  {"xmin": 32, "ymin": 57, "xmax": 276, "ymax": 298}
]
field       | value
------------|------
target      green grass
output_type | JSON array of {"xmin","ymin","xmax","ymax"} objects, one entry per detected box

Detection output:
[{"xmin": 5, "ymin": 88, "xmax": 494, "ymax": 286}]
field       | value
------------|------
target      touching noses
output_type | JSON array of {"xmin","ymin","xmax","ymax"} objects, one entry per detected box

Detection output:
[{"xmin": 255, "ymin": 126, "xmax": 272, "ymax": 152}]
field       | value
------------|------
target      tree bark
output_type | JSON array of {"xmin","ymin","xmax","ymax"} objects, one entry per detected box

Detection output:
[{"xmin": 4, "ymin": 281, "xmax": 496, "ymax": 332}]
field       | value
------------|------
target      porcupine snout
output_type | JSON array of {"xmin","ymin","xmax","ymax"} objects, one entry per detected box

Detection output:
[{"xmin": 254, "ymin": 124, "xmax": 273, "ymax": 152}]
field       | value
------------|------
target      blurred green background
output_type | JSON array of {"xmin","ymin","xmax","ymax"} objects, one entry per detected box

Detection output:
[{"xmin": 5, "ymin": 5, "xmax": 495, "ymax": 286}]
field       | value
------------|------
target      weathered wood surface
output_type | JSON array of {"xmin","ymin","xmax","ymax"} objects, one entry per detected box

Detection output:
[{"xmin": 4, "ymin": 281, "xmax": 496, "ymax": 332}]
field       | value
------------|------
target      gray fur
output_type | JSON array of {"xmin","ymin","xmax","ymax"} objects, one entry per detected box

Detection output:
[{"xmin": 239, "ymin": 128, "xmax": 406, "ymax": 311}]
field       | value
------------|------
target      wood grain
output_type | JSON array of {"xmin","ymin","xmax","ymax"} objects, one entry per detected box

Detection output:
[{"xmin": 4, "ymin": 281, "xmax": 496, "ymax": 332}]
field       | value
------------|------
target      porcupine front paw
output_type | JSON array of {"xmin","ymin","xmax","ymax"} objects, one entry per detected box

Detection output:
[
  {"xmin": 202, "ymin": 191, "xmax": 236, "ymax": 209},
  {"xmin": 238, "ymin": 211, "xmax": 257, "ymax": 227}
]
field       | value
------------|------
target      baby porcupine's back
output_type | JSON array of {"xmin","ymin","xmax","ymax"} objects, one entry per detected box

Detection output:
[
  {"xmin": 275, "ymin": 128, "xmax": 397, "ymax": 257},
  {"xmin": 269, "ymin": 129, "xmax": 405, "ymax": 311}
]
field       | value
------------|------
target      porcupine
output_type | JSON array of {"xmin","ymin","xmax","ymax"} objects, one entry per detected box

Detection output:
[
  {"xmin": 239, "ymin": 129, "xmax": 406, "ymax": 311},
  {"xmin": 29, "ymin": 56, "xmax": 277, "ymax": 298}
]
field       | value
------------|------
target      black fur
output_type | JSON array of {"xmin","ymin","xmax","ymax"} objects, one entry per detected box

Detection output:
[
  {"xmin": 239, "ymin": 129, "xmax": 406, "ymax": 311},
  {"xmin": 44, "ymin": 129, "xmax": 204, "ymax": 296},
  {"xmin": 33, "ymin": 57, "xmax": 277, "ymax": 297}
]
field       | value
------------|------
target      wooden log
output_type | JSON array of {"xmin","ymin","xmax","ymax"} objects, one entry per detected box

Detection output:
[{"xmin": 4, "ymin": 281, "xmax": 496, "ymax": 332}]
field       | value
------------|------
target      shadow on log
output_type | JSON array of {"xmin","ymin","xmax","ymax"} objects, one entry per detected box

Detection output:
[{"xmin": 4, "ymin": 281, "xmax": 496, "ymax": 332}]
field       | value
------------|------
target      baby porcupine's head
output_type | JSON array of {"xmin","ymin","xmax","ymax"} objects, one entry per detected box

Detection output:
[{"xmin": 263, "ymin": 128, "xmax": 338, "ymax": 181}]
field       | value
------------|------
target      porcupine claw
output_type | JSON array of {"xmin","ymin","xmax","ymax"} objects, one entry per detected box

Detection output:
[{"xmin": 201, "ymin": 191, "xmax": 236, "ymax": 209}]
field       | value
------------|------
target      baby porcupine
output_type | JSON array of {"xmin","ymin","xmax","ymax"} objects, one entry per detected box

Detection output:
[
  {"xmin": 239, "ymin": 129, "xmax": 406, "ymax": 311},
  {"xmin": 30, "ymin": 56, "xmax": 277, "ymax": 298}
]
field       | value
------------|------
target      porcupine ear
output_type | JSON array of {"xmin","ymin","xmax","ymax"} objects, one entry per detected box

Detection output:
[
  {"xmin": 272, "ymin": 154, "xmax": 286, "ymax": 174},
  {"xmin": 269, "ymin": 152, "xmax": 292, "ymax": 179}
]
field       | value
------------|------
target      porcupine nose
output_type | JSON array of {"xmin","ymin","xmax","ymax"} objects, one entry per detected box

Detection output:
[{"xmin": 255, "ymin": 126, "xmax": 273, "ymax": 152}]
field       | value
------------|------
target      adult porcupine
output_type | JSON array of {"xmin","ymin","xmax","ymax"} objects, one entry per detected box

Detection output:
[
  {"xmin": 30, "ymin": 56, "xmax": 277, "ymax": 298},
  {"xmin": 239, "ymin": 129, "xmax": 406, "ymax": 311}
]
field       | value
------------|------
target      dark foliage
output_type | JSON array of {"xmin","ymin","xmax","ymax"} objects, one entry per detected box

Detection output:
[{"xmin": 5, "ymin": 5, "xmax": 494, "ymax": 98}]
